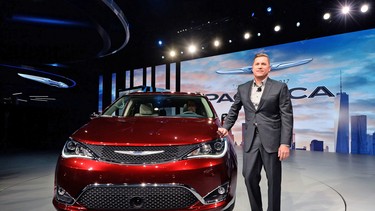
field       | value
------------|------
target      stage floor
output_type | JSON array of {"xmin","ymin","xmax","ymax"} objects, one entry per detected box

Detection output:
[{"xmin": 1, "ymin": 146, "xmax": 374, "ymax": 211}]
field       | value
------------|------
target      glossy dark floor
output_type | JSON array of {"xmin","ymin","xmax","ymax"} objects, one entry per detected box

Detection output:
[{"xmin": 1, "ymin": 146, "xmax": 374, "ymax": 211}]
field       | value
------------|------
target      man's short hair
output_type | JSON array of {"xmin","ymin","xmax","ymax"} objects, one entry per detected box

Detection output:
[{"xmin": 253, "ymin": 53, "xmax": 270, "ymax": 64}]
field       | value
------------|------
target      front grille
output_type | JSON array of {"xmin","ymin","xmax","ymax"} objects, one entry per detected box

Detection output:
[
  {"xmin": 77, "ymin": 185, "xmax": 198, "ymax": 210},
  {"xmin": 87, "ymin": 145, "xmax": 198, "ymax": 164}
]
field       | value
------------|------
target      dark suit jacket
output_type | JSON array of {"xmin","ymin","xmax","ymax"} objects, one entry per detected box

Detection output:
[{"xmin": 223, "ymin": 78, "xmax": 293, "ymax": 153}]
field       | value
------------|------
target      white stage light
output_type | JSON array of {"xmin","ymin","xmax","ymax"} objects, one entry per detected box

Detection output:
[
  {"xmin": 188, "ymin": 45, "xmax": 197, "ymax": 54},
  {"xmin": 323, "ymin": 13, "xmax": 331, "ymax": 20},
  {"xmin": 361, "ymin": 4, "xmax": 369, "ymax": 13},
  {"xmin": 213, "ymin": 40, "xmax": 220, "ymax": 47},
  {"xmin": 169, "ymin": 50, "xmax": 176, "ymax": 57},
  {"xmin": 342, "ymin": 6, "xmax": 350, "ymax": 14},
  {"xmin": 274, "ymin": 25, "xmax": 281, "ymax": 32},
  {"xmin": 244, "ymin": 32, "xmax": 251, "ymax": 39}
]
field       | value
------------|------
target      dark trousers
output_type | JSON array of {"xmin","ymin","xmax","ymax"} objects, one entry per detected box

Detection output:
[{"xmin": 242, "ymin": 133, "xmax": 282, "ymax": 211}]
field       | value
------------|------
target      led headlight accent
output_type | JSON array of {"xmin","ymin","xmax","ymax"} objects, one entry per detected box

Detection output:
[
  {"xmin": 187, "ymin": 138, "xmax": 227, "ymax": 159},
  {"xmin": 62, "ymin": 138, "xmax": 96, "ymax": 159}
]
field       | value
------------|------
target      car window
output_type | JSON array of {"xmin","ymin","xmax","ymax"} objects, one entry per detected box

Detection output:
[{"xmin": 103, "ymin": 95, "xmax": 214, "ymax": 118}]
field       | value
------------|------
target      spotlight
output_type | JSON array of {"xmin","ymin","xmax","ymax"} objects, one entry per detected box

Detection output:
[
  {"xmin": 188, "ymin": 44, "xmax": 197, "ymax": 54},
  {"xmin": 341, "ymin": 6, "xmax": 350, "ymax": 14},
  {"xmin": 213, "ymin": 40, "xmax": 220, "ymax": 47},
  {"xmin": 274, "ymin": 25, "xmax": 281, "ymax": 32},
  {"xmin": 323, "ymin": 13, "xmax": 331, "ymax": 20},
  {"xmin": 296, "ymin": 22, "xmax": 301, "ymax": 27},
  {"xmin": 267, "ymin": 7, "xmax": 272, "ymax": 13},
  {"xmin": 169, "ymin": 50, "xmax": 176, "ymax": 58},
  {"xmin": 257, "ymin": 33, "xmax": 261, "ymax": 37},
  {"xmin": 361, "ymin": 4, "xmax": 369, "ymax": 13},
  {"xmin": 158, "ymin": 40, "xmax": 163, "ymax": 46},
  {"xmin": 244, "ymin": 32, "xmax": 251, "ymax": 39}
]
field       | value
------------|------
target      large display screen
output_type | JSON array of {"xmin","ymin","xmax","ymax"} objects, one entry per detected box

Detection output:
[{"xmin": 181, "ymin": 28, "xmax": 375, "ymax": 154}]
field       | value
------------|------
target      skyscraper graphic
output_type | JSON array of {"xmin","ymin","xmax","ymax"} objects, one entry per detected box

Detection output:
[
  {"xmin": 371, "ymin": 132, "xmax": 375, "ymax": 155},
  {"xmin": 310, "ymin": 139, "xmax": 324, "ymax": 151},
  {"xmin": 351, "ymin": 115, "xmax": 367, "ymax": 154},
  {"xmin": 334, "ymin": 72, "xmax": 349, "ymax": 153}
]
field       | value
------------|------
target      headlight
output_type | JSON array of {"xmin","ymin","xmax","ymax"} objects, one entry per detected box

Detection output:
[
  {"xmin": 186, "ymin": 138, "xmax": 227, "ymax": 159},
  {"xmin": 62, "ymin": 138, "xmax": 96, "ymax": 159}
]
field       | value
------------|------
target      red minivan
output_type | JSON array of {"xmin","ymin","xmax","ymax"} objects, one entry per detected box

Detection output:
[{"xmin": 53, "ymin": 92, "xmax": 237, "ymax": 211}]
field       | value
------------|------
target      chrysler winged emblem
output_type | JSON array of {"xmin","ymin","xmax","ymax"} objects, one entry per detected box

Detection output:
[{"xmin": 114, "ymin": 150, "xmax": 165, "ymax": 156}]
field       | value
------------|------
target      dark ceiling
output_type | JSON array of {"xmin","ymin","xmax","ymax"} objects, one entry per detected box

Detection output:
[{"xmin": 0, "ymin": 0, "xmax": 374, "ymax": 105}]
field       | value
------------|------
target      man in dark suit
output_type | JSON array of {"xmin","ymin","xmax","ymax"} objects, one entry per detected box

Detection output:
[{"xmin": 217, "ymin": 53, "xmax": 293, "ymax": 211}]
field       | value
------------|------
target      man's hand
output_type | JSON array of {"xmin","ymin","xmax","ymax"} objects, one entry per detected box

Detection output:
[
  {"xmin": 278, "ymin": 144, "xmax": 290, "ymax": 161},
  {"xmin": 217, "ymin": 128, "xmax": 228, "ymax": 138}
]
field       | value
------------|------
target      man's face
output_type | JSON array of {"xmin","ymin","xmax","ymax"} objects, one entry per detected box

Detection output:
[{"xmin": 252, "ymin": 56, "xmax": 271, "ymax": 79}]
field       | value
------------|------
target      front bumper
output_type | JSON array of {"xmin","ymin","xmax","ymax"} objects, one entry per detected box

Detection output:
[{"xmin": 53, "ymin": 155, "xmax": 237, "ymax": 210}]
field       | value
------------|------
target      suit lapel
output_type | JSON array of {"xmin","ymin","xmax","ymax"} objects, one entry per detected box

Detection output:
[
  {"xmin": 257, "ymin": 78, "xmax": 273, "ymax": 110},
  {"xmin": 246, "ymin": 80, "xmax": 256, "ymax": 111}
]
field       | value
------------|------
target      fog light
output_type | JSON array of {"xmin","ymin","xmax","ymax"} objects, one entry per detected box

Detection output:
[
  {"xmin": 203, "ymin": 182, "xmax": 229, "ymax": 204},
  {"xmin": 218, "ymin": 186, "xmax": 226, "ymax": 195},
  {"xmin": 55, "ymin": 186, "xmax": 75, "ymax": 204}
]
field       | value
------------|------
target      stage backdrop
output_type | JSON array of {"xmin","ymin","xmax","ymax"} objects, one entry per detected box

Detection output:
[{"xmin": 180, "ymin": 28, "xmax": 375, "ymax": 155}]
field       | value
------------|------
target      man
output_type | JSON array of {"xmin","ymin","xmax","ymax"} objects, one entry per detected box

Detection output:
[
  {"xmin": 217, "ymin": 53, "xmax": 293, "ymax": 211},
  {"xmin": 185, "ymin": 100, "xmax": 197, "ymax": 113}
]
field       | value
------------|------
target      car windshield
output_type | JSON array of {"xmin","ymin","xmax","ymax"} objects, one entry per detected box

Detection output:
[{"xmin": 102, "ymin": 95, "xmax": 215, "ymax": 118}]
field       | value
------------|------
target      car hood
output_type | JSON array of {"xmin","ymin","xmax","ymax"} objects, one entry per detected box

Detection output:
[{"xmin": 72, "ymin": 117, "xmax": 220, "ymax": 146}]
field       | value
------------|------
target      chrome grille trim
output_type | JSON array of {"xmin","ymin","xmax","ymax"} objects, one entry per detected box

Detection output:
[{"xmin": 87, "ymin": 144, "xmax": 198, "ymax": 164}]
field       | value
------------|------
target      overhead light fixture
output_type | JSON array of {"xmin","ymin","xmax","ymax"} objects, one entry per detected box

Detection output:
[
  {"xmin": 213, "ymin": 40, "xmax": 220, "ymax": 47},
  {"xmin": 323, "ymin": 13, "xmax": 331, "ymax": 20},
  {"xmin": 188, "ymin": 44, "xmax": 197, "ymax": 54},
  {"xmin": 244, "ymin": 32, "xmax": 251, "ymax": 39},
  {"xmin": 169, "ymin": 50, "xmax": 177, "ymax": 57},
  {"xmin": 342, "ymin": 6, "xmax": 350, "ymax": 14},
  {"xmin": 361, "ymin": 4, "xmax": 369, "ymax": 13},
  {"xmin": 267, "ymin": 7, "xmax": 272, "ymax": 13},
  {"xmin": 274, "ymin": 25, "xmax": 281, "ymax": 32}
]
